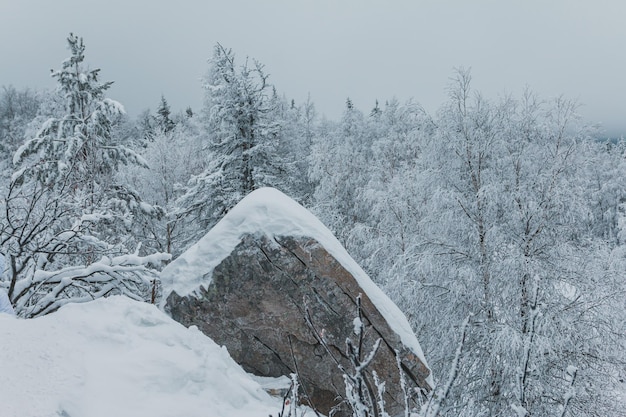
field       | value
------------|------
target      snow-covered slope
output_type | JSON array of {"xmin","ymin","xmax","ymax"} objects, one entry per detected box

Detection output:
[
  {"xmin": 161, "ymin": 187, "xmax": 432, "ymax": 382},
  {"xmin": 0, "ymin": 296, "xmax": 281, "ymax": 417}
]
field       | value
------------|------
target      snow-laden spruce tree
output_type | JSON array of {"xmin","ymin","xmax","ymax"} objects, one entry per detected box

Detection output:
[
  {"xmin": 175, "ymin": 43, "xmax": 283, "ymax": 247},
  {"xmin": 0, "ymin": 34, "xmax": 169, "ymax": 317},
  {"xmin": 154, "ymin": 95, "xmax": 176, "ymax": 135},
  {"xmin": 266, "ymin": 91, "xmax": 317, "ymax": 205}
]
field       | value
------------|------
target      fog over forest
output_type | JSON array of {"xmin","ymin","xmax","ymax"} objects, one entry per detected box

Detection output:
[
  {"xmin": 1, "ymin": 5, "xmax": 626, "ymax": 416},
  {"xmin": 2, "ymin": 1, "xmax": 626, "ymax": 137}
]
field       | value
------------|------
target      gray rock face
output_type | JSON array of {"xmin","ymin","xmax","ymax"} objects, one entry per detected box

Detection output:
[{"xmin": 166, "ymin": 233, "xmax": 431, "ymax": 416}]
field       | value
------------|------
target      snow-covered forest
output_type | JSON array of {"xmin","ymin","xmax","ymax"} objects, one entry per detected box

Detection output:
[{"xmin": 1, "ymin": 34, "xmax": 625, "ymax": 416}]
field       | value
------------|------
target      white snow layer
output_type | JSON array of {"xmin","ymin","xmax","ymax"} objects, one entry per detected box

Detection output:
[
  {"xmin": 0, "ymin": 296, "xmax": 281, "ymax": 417},
  {"xmin": 160, "ymin": 187, "xmax": 431, "ymax": 379}
]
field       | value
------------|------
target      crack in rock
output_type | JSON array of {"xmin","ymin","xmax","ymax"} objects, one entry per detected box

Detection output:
[{"xmin": 166, "ymin": 233, "xmax": 430, "ymax": 417}]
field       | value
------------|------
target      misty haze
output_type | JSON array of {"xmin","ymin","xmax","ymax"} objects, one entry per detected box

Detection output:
[{"xmin": 1, "ymin": 2, "xmax": 625, "ymax": 417}]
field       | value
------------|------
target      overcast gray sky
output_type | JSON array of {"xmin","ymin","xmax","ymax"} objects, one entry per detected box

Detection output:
[{"xmin": 1, "ymin": 0, "xmax": 625, "ymax": 136}]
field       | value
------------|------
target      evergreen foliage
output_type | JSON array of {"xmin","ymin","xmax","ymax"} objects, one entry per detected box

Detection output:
[
  {"xmin": 175, "ymin": 43, "xmax": 285, "ymax": 246},
  {"xmin": 0, "ymin": 34, "xmax": 168, "ymax": 317}
]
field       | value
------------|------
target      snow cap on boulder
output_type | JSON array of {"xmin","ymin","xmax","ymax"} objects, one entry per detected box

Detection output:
[
  {"xmin": 162, "ymin": 188, "xmax": 428, "ymax": 366},
  {"xmin": 162, "ymin": 187, "xmax": 432, "ymax": 415}
]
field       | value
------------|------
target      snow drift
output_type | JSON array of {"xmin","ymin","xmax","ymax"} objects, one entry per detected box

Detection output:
[{"xmin": 0, "ymin": 296, "xmax": 281, "ymax": 417}]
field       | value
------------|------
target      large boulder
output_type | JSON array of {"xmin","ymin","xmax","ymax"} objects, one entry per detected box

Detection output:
[{"xmin": 162, "ymin": 188, "xmax": 431, "ymax": 416}]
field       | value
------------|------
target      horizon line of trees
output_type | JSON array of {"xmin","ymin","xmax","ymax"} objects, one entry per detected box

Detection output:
[{"xmin": 1, "ymin": 34, "xmax": 625, "ymax": 416}]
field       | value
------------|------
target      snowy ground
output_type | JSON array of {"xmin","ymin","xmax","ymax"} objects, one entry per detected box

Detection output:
[{"xmin": 0, "ymin": 296, "xmax": 283, "ymax": 417}]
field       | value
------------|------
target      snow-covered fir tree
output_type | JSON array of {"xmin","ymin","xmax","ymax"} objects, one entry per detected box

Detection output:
[
  {"xmin": 175, "ymin": 43, "xmax": 284, "ymax": 247},
  {"xmin": 266, "ymin": 90, "xmax": 316, "ymax": 205},
  {"xmin": 155, "ymin": 95, "xmax": 176, "ymax": 134},
  {"xmin": 0, "ymin": 34, "xmax": 168, "ymax": 317}
]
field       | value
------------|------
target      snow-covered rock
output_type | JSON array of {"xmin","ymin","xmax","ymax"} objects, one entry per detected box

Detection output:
[
  {"xmin": 161, "ymin": 187, "xmax": 430, "ymax": 372},
  {"xmin": 0, "ymin": 296, "xmax": 282, "ymax": 417},
  {"xmin": 162, "ymin": 187, "xmax": 432, "ymax": 416}
]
